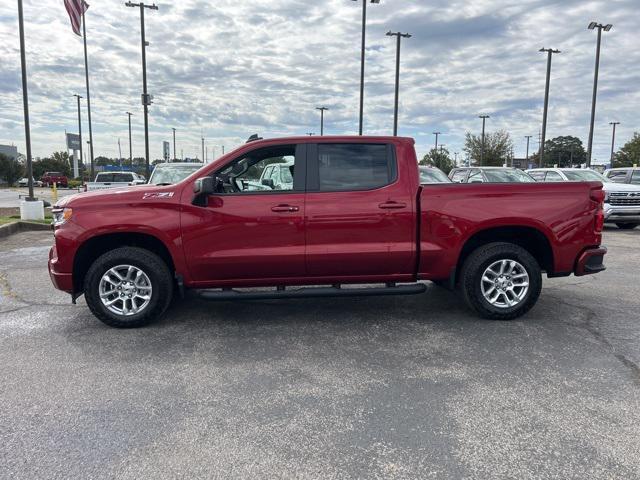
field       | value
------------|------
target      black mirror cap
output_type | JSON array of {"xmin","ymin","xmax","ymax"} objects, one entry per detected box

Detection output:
[{"xmin": 193, "ymin": 176, "xmax": 214, "ymax": 195}]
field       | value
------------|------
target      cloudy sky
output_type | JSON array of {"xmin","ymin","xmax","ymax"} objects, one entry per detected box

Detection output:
[{"xmin": 1, "ymin": 0, "xmax": 638, "ymax": 164}]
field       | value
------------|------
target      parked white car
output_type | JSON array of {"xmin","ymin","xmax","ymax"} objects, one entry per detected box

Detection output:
[
  {"xmin": 84, "ymin": 172, "xmax": 146, "ymax": 191},
  {"xmin": 603, "ymin": 167, "xmax": 640, "ymax": 185},
  {"xmin": 17, "ymin": 177, "xmax": 43, "ymax": 187},
  {"xmin": 526, "ymin": 168, "xmax": 640, "ymax": 230},
  {"xmin": 256, "ymin": 161, "xmax": 294, "ymax": 190}
]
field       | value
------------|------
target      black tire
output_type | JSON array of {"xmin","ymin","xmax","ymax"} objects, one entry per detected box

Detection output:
[
  {"xmin": 616, "ymin": 223, "xmax": 638, "ymax": 230},
  {"xmin": 460, "ymin": 242, "xmax": 542, "ymax": 321},
  {"xmin": 84, "ymin": 247, "xmax": 173, "ymax": 328}
]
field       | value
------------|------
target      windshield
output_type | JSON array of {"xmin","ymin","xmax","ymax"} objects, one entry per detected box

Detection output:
[
  {"xmin": 483, "ymin": 169, "xmax": 535, "ymax": 183},
  {"xmin": 419, "ymin": 167, "xmax": 450, "ymax": 183},
  {"xmin": 149, "ymin": 164, "xmax": 203, "ymax": 185},
  {"xmin": 562, "ymin": 170, "xmax": 609, "ymax": 182}
]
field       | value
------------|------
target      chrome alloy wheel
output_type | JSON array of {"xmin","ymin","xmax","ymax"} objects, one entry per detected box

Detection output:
[
  {"xmin": 480, "ymin": 259, "xmax": 530, "ymax": 309},
  {"xmin": 99, "ymin": 265, "xmax": 153, "ymax": 316}
]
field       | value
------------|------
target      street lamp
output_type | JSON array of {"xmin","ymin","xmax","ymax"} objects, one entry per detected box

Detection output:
[
  {"xmin": 479, "ymin": 114, "xmax": 490, "ymax": 166},
  {"xmin": 586, "ymin": 22, "xmax": 613, "ymax": 167},
  {"xmin": 316, "ymin": 107, "xmax": 329, "ymax": 136},
  {"xmin": 125, "ymin": 1, "xmax": 158, "ymax": 178},
  {"xmin": 352, "ymin": 0, "xmax": 380, "ymax": 135},
  {"xmin": 609, "ymin": 121, "xmax": 620, "ymax": 164},
  {"xmin": 539, "ymin": 48, "xmax": 560, "ymax": 166},
  {"xmin": 126, "ymin": 112, "xmax": 133, "ymax": 167},
  {"xmin": 171, "ymin": 127, "xmax": 176, "ymax": 162},
  {"xmin": 72, "ymin": 95, "xmax": 83, "ymax": 174},
  {"xmin": 433, "ymin": 131, "xmax": 441, "ymax": 152},
  {"xmin": 524, "ymin": 135, "xmax": 532, "ymax": 166},
  {"xmin": 386, "ymin": 31, "xmax": 411, "ymax": 136}
]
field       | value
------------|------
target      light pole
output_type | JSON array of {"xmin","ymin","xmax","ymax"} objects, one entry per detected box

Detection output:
[
  {"xmin": 73, "ymin": 94, "xmax": 83, "ymax": 172},
  {"xmin": 171, "ymin": 127, "xmax": 176, "ymax": 161},
  {"xmin": 479, "ymin": 115, "xmax": 490, "ymax": 166},
  {"xmin": 539, "ymin": 48, "xmax": 560, "ymax": 166},
  {"xmin": 609, "ymin": 121, "xmax": 620, "ymax": 164},
  {"xmin": 433, "ymin": 131, "xmax": 441, "ymax": 152},
  {"xmin": 125, "ymin": 1, "xmax": 158, "ymax": 178},
  {"xmin": 126, "ymin": 112, "xmax": 133, "ymax": 168},
  {"xmin": 386, "ymin": 31, "xmax": 411, "ymax": 136},
  {"xmin": 201, "ymin": 135, "xmax": 205, "ymax": 163},
  {"xmin": 352, "ymin": 0, "xmax": 380, "ymax": 135},
  {"xmin": 316, "ymin": 107, "xmax": 329, "ymax": 136},
  {"xmin": 587, "ymin": 22, "xmax": 613, "ymax": 167},
  {"xmin": 17, "ymin": 0, "xmax": 35, "ymax": 201},
  {"xmin": 524, "ymin": 135, "xmax": 532, "ymax": 167}
]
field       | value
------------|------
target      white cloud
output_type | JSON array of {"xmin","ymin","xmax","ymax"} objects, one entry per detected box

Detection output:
[{"xmin": 0, "ymin": 0, "xmax": 637, "ymax": 164}]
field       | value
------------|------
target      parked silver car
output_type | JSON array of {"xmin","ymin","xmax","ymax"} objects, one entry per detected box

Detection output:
[
  {"xmin": 419, "ymin": 166, "xmax": 451, "ymax": 184},
  {"xmin": 448, "ymin": 167, "xmax": 535, "ymax": 183},
  {"xmin": 526, "ymin": 167, "xmax": 640, "ymax": 230}
]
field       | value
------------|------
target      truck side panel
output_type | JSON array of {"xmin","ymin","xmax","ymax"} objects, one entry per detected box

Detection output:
[{"xmin": 418, "ymin": 182, "xmax": 602, "ymax": 279}]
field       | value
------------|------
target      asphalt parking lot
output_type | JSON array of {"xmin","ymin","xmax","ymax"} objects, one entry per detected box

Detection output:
[{"xmin": 0, "ymin": 228, "xmax": 639, "ymax": 479}]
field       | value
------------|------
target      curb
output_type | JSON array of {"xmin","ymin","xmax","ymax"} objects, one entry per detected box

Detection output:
[{"xmin": 0, "ymin": 221, "xmax": 51, "ymax": 239}]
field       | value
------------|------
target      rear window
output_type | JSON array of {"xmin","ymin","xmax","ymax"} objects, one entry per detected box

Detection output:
[
  {"xmin": 113, "ymin": 173, "xmax": 133, "ymax": 182},
  {"xmin": 96, "ymin": 173, "xmax": 113, "ymax": 182},
  {"xmin": 316, "ymin": 144, "xmax": 394, "ymax": 191}
]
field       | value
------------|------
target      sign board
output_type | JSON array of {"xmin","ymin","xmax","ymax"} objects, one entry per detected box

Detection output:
[
  {"xmin": 66, "ymin": 133, "xmax": 81, "ymax": 151},
  {"xmin": 163, "ymin": 141, "xmax": 170, "ymax": 161}
]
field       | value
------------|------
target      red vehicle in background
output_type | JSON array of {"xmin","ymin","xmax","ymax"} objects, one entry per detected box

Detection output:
[
  {"xmin": 41, "ymin": 172, "xmax": 69, "ymax": 188},
  {"xmin": 48, "ymin": 136, "xmax": 607, "ymax": 328}
]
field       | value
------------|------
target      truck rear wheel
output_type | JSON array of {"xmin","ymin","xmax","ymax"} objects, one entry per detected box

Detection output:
[
  {"xmin": 84, "ymin": 247, "xmax": 173, "ymax": 328},
  {"xmin": 460, "ymin": 242, "xmax": 542, "ymax": 320}
]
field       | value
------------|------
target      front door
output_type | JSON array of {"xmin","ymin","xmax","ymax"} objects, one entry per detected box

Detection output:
[{"xmin": 181, "ymin": 143, "xmax": 306, "ymax": 284}]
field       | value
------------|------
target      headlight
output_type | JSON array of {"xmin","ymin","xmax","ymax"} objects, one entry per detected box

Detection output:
[{"xmin": 51, "ymin": 207, "xmax": 73, "ymax": 226}]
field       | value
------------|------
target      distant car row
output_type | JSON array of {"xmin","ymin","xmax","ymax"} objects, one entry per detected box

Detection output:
[{"xmin": 419, "ymin": 164, "xmax": 640, "ymax": 230}]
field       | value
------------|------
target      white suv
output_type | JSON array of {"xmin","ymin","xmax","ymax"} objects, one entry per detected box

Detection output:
[{"xmin": 526, "ymin": 168, "xmax": 640, "ymax": 230}]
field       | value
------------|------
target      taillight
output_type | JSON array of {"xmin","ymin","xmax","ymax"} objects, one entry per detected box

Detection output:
[{"xmin": 591, "ymin": 186, "xmax": 605, "ymax": 233}]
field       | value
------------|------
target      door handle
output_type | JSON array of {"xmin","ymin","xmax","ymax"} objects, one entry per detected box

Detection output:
[
  {"xmin": 378, "ymin": 201, "xmax": 407, "ymax": 210},
  {"xmin": 271, "ymin": 204, "xmax": 299, "ymax": 213}
]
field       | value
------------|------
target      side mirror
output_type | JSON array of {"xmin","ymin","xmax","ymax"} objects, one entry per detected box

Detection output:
[
  {"xmin": 193, "ymin": 176, "xmax": 214, "ymax": 195},
  {"xmin": 192, "ymin": 176, "xmax": 215, "ymax": 206},
  {"xmin": 261, "ymin": 178, "xmax": 275, "ymax": 189}
]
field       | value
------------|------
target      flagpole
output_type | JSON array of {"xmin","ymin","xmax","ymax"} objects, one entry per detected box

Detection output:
[{"xmin": 82, "ymin": 11, "xmax": 94, "ymax": 180}]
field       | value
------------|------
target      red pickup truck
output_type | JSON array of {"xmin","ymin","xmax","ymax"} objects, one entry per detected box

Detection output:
[
  {"xmin": 41, "ymin": 171, "xmax": 69, "ymax": 188},
  {"xmin": 49, "ymin": 136, "xmax": 606, "ymax": 328}
]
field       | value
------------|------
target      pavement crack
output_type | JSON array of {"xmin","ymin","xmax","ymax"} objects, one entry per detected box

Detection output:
[{"xmin": 547, "ymin": 292, "xmax": 640, "ymax": 386}]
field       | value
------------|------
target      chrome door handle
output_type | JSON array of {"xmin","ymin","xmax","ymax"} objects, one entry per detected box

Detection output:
[{"xmin": 271, "ymin": 205, "xmax": 299, "ymax": 213}]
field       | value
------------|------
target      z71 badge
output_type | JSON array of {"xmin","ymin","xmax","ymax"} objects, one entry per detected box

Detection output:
[{"xmin": 143, "ymin": 192, "xmax": 175, "ymax": 199}]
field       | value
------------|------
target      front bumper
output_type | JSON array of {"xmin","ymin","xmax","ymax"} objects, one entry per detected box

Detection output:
[
  {"xmin": 604, "ymin": 204, "xmax": 640, "ymax": 223},
  {"xmin": 574, "ymin": 246, "xmax": 607, "ymax": 276},
  {"xmin": 48, "ymin": 245, "xmax": 73, "ymax": 293}
]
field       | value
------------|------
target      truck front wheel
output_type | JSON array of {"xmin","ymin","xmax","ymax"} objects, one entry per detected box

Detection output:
[
  {"xmin": 460, "ymin": 242, "xmax": 542, "ymax": 320},
  {"xmin": 84, "ymin": 247, "xmax": 173, "ymax": 328}
]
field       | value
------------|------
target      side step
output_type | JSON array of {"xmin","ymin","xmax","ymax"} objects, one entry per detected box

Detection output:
[{"xmin": 194, "ymin": 283, "xmax": 427, "ymax": 301}]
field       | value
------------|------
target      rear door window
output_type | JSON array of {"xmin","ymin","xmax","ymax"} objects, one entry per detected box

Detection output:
[
  {"xmin": 468, "ymin": 170, "xmax": 484, "ymax": 183},
  {"xmin": 544, "ymin": 171, "xmax": 564, "ymax": 182},
  {"xmin": 311, "ymin": 144, "xmax": 395, "ymax": 192},
  {"xmin": 528, "ymin": 171, "xmax": 546, "ymax": 181},
  {"xmin": 450, "ymin": 170, "xmax": 467, "ymax": 183}
]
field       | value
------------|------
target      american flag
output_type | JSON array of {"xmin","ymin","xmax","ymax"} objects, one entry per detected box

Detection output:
[{"xmin": 64, "ymin": 0, "xmax": 89, "ymax": 36}]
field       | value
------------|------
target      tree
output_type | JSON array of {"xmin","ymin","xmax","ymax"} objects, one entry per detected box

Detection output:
[
  {"xmin": 32, "ymin": 153, "xmax": 72, "ymax": 179},
  {"xmin": 463, "ymin": 130, "xmax": 513, "ymax": 166},
  {"xmin": 542, "ymin": 136, "xmax": 586, "ymax": 167},
  {"xmin": 95, "ymin": 156, "xmax": 111, "ymax": 167},
  {"xmin": 614, "ymin": 132, "xmax": 640, "ymax": 168},
  {"xmin": 420, "ymin": 148, "xmax": 455, "ymax": 174},
  {"xmin": 0, "ymin": 153, "xmax": 24, "ymax": 185}
]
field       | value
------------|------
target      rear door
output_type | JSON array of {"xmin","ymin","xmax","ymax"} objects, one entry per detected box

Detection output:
[{"xmin": 304, "ymin": 142, "xmax": 415, "ymax": 277}]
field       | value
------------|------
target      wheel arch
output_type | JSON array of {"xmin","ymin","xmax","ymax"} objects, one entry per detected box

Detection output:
[
  {"xmin": 73, "ymin": 232, "xmax": 177, "ymax": 294},
  {"xmin": 455, "ymin": 225, "xmax": 555, "ymax": 283}
]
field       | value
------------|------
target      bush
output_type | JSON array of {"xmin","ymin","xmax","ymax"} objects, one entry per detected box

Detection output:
[
  {"xmin": 68, "ymin": 179, "xmax": 83, "ymax": 189},
  {"xmin": 0, "ymin": 153, "xmax": 23, "ymax": 186}
]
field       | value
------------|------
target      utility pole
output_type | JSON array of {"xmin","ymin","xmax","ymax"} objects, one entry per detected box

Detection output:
[
  {"xmin": 118, "ymin": 138, "xmax": 122, "ymax": 168},
  {"xmin": 433, "ymin": 131, "xmax": 441, "ymax": 152},
  {"xmin": 479, "ymin": 114, "xmax": 490, "ymax": 166},
  {"xmin": 81, "ymin": 11, "xmax": 95, "ymax": 179},
  {"xmin": 316, "ymin": 107, "xmax": 329, "ymax": 136},
  {"xmin": 539, "ymin": 48, "xmax": 560, "ymax": 166},
  {"xmin": 125, "ymin": 1, "xmax": 158, "ymax": 178},
  {"xmin": 126, "ymin": 112, "xmax": 133, "ymax": 168},
  {"xmin": 17, "ymin": 0, "xmax": 34, "ymax": 201},
  {"xmin": 73, "ymin": 94, "xmax": 83, "ymax": 171},
  {"xmin": 386, "ymin": 31, "xmax": 411, "ymax": 136},
  {"xmin": 609, "ymin": 121, "xmax": 620, "ymax": 164},
  {"xmin": 524, "ymin": 135, "xmax": 532, "ymax": 166},
  {"xmin": 201, "ymin": 135, "xmax": 205, "ymax": 163},
  {"xmin": 352, "ymin": 0, "xmax": 380, "ymax": 135},
  {"xmin": 587, "ymin": 22, "xmax": 613, "ymax": 167}
]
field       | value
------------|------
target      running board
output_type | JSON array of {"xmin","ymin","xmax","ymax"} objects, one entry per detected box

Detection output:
[{"xmin": 194, "ymin": 283, "xmax": 427, "ymax": 301}]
